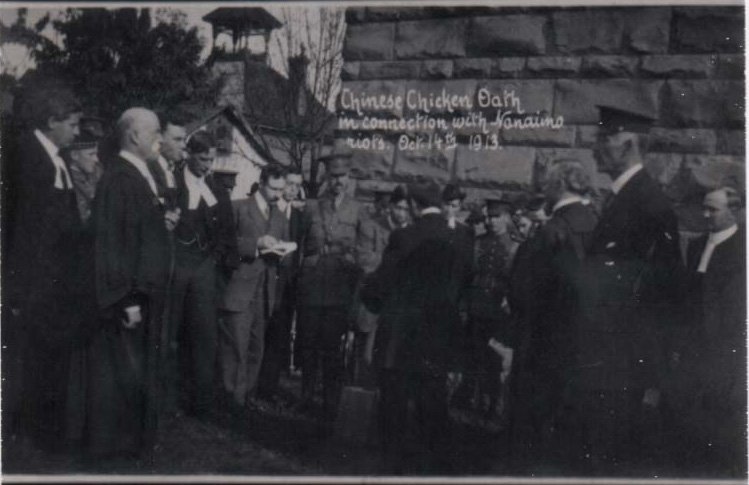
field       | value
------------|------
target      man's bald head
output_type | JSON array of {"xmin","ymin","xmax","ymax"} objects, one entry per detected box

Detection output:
[{"xmin": 117, "ymin": 107, "xmax": 162, "ymax": 162}]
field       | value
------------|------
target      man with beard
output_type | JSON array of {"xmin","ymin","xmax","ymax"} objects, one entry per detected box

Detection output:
[
  {"xmin": 91, "ymin": 107, "xmax": 179, "ymax": 456},
  {"xmin": 362, "ymin": 181, "xmax": 473, "ymax": 474},
  {"xmin": 297, "ymin": 154, "xmax": 366, "ymax": 422}
]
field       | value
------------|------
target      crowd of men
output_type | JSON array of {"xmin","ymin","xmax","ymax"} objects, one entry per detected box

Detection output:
[{"xmin": 2, "ymin": 85, "xmax": 745, "ymax": 477}]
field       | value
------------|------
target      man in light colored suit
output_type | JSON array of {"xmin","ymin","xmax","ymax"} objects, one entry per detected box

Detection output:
[{"xmin": 218, "ymin": 164, "xmax": 289, "ymax": 409}]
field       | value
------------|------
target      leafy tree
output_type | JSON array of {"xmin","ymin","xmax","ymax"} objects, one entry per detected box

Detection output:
[{"xmin": 17, "ymin": 8, "xmax": 221, "ymax": 120}]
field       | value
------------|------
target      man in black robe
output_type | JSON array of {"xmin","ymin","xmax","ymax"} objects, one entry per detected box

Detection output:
[
  {"xmin": 89, "ymin": 107, "xmax": 179, "ymax": 456},
  {"xmin": 5, "ymin": 87, "xmax": 83, "ymax": 449}
]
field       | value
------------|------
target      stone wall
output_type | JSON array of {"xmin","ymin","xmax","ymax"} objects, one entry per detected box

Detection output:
[{"xmin": 336, "ymin": 6, "xmax": 744, "ymax": 231}]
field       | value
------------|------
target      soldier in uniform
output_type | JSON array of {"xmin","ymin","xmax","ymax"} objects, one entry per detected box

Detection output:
[
  {"xmin": 464, "ymin": 199, "xmax": 517, "ymax": 418},
  {"xmin": 296, "ymin": 154, "xmax": 366, "ymax": 421},
  {"xmin": 569, "ymin": 103, "xmax": 684, "ymax": 473}
]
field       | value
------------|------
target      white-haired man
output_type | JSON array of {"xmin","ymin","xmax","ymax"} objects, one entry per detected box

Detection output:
[{"xmin": 89, "ymin": 107, "xmax": 179, "ymax": 457}]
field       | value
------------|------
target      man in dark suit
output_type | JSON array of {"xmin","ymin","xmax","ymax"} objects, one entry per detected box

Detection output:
[
  {"xmin": 362, "ymin": 181, "xmax": 473, "ymax": 473},
  {"xmin": 570, "ymin": 104, "xmax": 684, "ymax": 473},
  {"xmin": 91, "ymin": 107, "xmax": 179, "ymax": 456},
  {"xmin": 5, "ymin": 87, "xmax": 83, "ymax": 448},
  {"xmin": 153, "ymin": 110, "xmax": 189, "ymax": 207},
  {"xmin": 258, "ymin": 166, "xmax": 306, "ymax": 401},
  {"xmin": 669, "ymin": 186, "xmax": 746, "ymax": 476},
  {"xmin": 351, "ymin": 185, "xmax": 410, "ymax": 387},
  {"xmin": 218, "ymin": 164, "xmax": 289, "ymax": 409},
  {"xmin": 167, "ymin": 131, "xmax": 226, "ymax": 418},
  {"xmin": 512, "ymin": 161, "xmax": 598, "ymax": 470},
  {"xmin": 296, "ymin": 155, "xmax": 367, "ymax": 421}
]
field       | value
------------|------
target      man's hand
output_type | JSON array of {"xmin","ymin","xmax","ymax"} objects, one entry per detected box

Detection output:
[
  {"xmin": 165, "ymin": 208, "xmax": 181, "ymax": 232},
  {"xmin": 488, "ymin": 338, "xmax": 514, "ymax": 383},
  {"xmin": 122, "ymin": 304, "xmax": 143, "ymax": 330},
  {"xmin": 257, "ymin": 235, "xmax": 278, "ymax": 251}
]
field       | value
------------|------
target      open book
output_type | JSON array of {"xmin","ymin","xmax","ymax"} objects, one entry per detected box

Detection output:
[{"xmin": 260, "ymin": 241, "xmax": 297, "ymax": 258}]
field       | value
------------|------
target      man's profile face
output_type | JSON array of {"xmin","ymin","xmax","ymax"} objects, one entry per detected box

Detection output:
[
  {"xmin": 390, "ymin": 199, "xmax": 410, "ymax": 226},
  {"xmin": 594, "ymin": 131, "xmax": 628, "ymax": 176},
  {"xmin": 703, "ymin": 190, "xmax": 735, "ymax": 233},
  {"xmin": 284, "ymin": 173, "xmax": 303, "ymax": 202},
  {"xmin": 136, "ymin": 114, "xmax": 163, "ymax": 162},
  {"xmin": 261, "ymin": 176, "xmax": 286, "ymax": 204},
  {"xmin": 70, "ymin": 146, "xmax": 99, "ymax": 175},
  {"xmin": 48, "ymin": 112, "xmax": 82, "ymax": 149},
  {"xmin": 187, "ymin": 148, "xmax": 216, "ymax": 178},
  {"xmin": 161, "ymin": 123, "xmax": 187, "ymax": 164}
]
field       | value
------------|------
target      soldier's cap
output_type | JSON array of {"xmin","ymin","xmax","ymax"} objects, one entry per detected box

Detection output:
[
  {"xmin": 69, "ymin": 129, "xmax": 102, "ymax": 151},
  {"xmin": 442, "ymin": 183, "xmax": 466, "ymax": 202},
  {"xmin": 485, "ymin": 199, "xmax": 513, "ymax": 217},
  {"xmin": 596, "ymin": 104, "xmax": 656, "ymax": 136},
  {"xmin": 408, "ymin": 181, "xmax": 442, "ymax": 208},
  {"xmin": 319, "ymin": 153, "xmax": 352, "ymax": 176}
]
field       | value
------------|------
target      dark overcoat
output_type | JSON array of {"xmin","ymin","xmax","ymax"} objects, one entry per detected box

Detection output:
[
  {"xmin": 576, "ymin": 169, "xmax": 683, "ymax": 391},
  {"xmin": 363, "ymin": 213, "xmax": 473, "ymax": 374}
]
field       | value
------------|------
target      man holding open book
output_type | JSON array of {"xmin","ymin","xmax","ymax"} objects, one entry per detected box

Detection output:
[{"xmin": 218, "ymin": 164, "xmax": 292, "ymax": 410}]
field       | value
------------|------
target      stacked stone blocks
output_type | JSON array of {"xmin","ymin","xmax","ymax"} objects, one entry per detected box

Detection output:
[{"xmin": 337, "ymin": 6, "xmax": 744, "ymax": 228}]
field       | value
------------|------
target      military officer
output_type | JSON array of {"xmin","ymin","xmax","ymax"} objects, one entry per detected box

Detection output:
[
  {"xmin": 464, "ymin": 199, "xmax": 517, "ymax": 418},
  {"xmin": 296, "ymin": 154, "xmax": 367, "ymax": 421}
]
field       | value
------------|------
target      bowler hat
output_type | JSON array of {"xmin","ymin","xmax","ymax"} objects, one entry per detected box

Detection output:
[
  {"xmin": 409, "ymin": 181, "xmax": 442, "ymax": 208},
  {"xmin": 596, "ymin": 104, "xmax": 656, "ymax": 136},
  {"xmin": 442, "ymin": 183, "xmax": 466, "ymax": 202}
]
